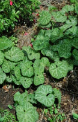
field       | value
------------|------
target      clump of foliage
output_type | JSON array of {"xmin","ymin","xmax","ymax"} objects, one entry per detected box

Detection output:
[
  {"xmin": 32, "ymin": 0, "xmax": 78, "ymax": 79},
  {"xmin": 44, "ymin": 105, "xmax": 66, "ymax": 122},
  {"xmin": 14, "ymin": 85, "xmax": 61, "ymax": 122},
  {"xmin": 0, "ymin": 37, "xmax": 61, "ymax": 122},
  {"xmin": 0, "ymin": 108, "xmax": 17, "ymax": 122},
  {"xmin": 0, "ymin": 0, "xmax": 78, "ymax": 122},
  {"xmin": 0, "ymin": 0, "xmax": 40, "ymax": 33}
]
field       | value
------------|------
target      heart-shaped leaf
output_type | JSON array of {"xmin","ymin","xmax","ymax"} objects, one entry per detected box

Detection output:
[
  {"xmin": 35, "ymin": 85, "xmax": 55, "ymax": 107},
  {"xmin": 20, "ymin": 77, "xmax": 33, "ymax": 89},
  {"xmin": 20, "ymin": 60, "xmax": 34, "ymax": 77},
  {"xmin": 49, "ymin": 60, "xmax": 73, "ymax": 79},
  {"xmin": 34, "ymin": 74, "xmax": 44, "ymax": 86},
  {"xmin": 16, "ymin": 102, "xmax": 39, "ymax": 122}
]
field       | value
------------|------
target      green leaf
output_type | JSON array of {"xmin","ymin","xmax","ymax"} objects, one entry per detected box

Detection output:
[
  {"xmin": 59, "ymin": 16, "xmax": 77, "ymax": 32},
  {"xmin": 20, "ymin": 60, "xmax": 34, "ymax": 77},
  {"xmin": 19, "ymin": 77, "xmax": 33, "ymax": 89},
  {"xmin": 40, "ymin": 23, "xmax": 52, "ymax": 28},
  {"xmin": 52, "ymin": 11, "xmax": 67, "ymax": 22},
  {"xmin": 35, "ymin": 85, "xmax": 55, "ymax": 107},
  {"xmin": 34, "ymin": 74, "xmax": 44, "ymax": 86},
  {"xmin": 53, "ymin": 88, "xmax": 61, "ymax": 105},
  {"xmin": 61, "ymin": 5, "xmax": 74, "ymax": 14},
  {"xmin": 75, "ymin": 2, "xmax": 78, "ymax": 14},
  {"xmin": 8, "ymin": 105, "xmax": 13, "ymax": 109},
  {"xmin": 0, "ymin": 36, "xmax": 13, "ymax": 50},
  {"xmin": 41, "ymin": 47, "xmax": 59, "ymax": 61},
  {"xmin": 39, "ymin": 10, "xmax": 51, "ymax": 25},
  {"xmin": 11, "ymin": 75, "xmax": 21, "ymax": 85},
  {"xmin": 28, "ymin": 93, "xmax": 37, "ymax": 104},
  {"xmin": 45, "ymin": 29, "xmax": 52, "ymax": 38},
  {"xmin": 14, "ymin": 66, "xmax": 21, "ymax": 80},
  {"xmin": 72, "ymin": 49, "xmax": 78, "ymax": 60},
  {"xmin": 5, "ymin": 46, "xmax": 24, "ymax": 62},
  {"xmin": 40, "ymin": 57, "xmax": 50, "ymax": 67},
  {"xmin": 49, "ymin": 60, "xmax": 73, "ymax": 79},
  {"xmin": 14, "ymin": 91, "xmax": 29, "ymax": 105},
  {"xmin": 66, "ymin": 16, "xmax": 77, "ymax": 26},
  {"xmin": 72, "ymin": 113, "xmax": 78, "ymax": 119},
  {"xmin": 8, "ymin": 61, "xmax": 17, "ymax": 70},
  {"xmin": 48, "ymin": 5, "xmax": 57, "ymax": 12},
  {"xmin": 70, "ymin": 0, "xmax": 76, "ymax": 3},
  {"xmin": 59, "ymin": 24, "xmax": 72, "ymax": 32},
  {"xmin": 0, "ymin": 68, "xmax": 6, "ymax": 84},
  {"xmin": 33, "ymin": 59, "xmax": 44, "ymax": 74},
  {"xmin": 50, "ymin": 28, "xmax": 63, "ymax": 43},
  {"xmin": 73, "ymin": 59, "xmax": 78, "ymax": 66},
  {"xmin": 6, "ymin": 76, "xmax": 12, "ymax": 83},
  {"xmin": 72, "ymin": 38, "xmax": 78, "ymax": 49},
  {"xmin": 22, "ymin": 46, "xmax": 40, "ymax": 60},
  {"xmin": 57, "ymin": 39, "xmax": 72, "ymax": 59},
  {"xmin": 2, "ymin": 59, "xmax": 10, "ymax": 73},
  {"xmin": 0, "ymin": 51, "xmax": 4, "ymax": 65},
  {"xmin": 65, "ymin": 26, "xmax": 78, "ymax": 37},
  {"xmin": 16, "ymin": 102, "xmax": 39, "ymax": 122},
  {"xmin": 33, "ymin": 35, "xmax": 49, "ymax": 51}
]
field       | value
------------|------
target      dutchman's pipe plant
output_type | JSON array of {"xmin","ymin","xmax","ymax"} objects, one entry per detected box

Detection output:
[{"xmin": 0, "ymin": 0, "xmax": 78, "ymax": 121}]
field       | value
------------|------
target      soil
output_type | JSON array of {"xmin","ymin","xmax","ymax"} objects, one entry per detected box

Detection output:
[{"xmin": 0, "ymin": 0, "xmax": 78, "ymax": 122}]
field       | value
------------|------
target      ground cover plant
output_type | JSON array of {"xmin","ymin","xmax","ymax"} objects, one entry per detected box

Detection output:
[
  {"xmin": 0, "ymin": 108, "xmax": 17, "ymax": 122},
  {"xmin": 0, "ymin": 0, "xmax": 40, "ymax": 33},
  {"xmin": 0, "ymin": 0, "xmax": 78, "ymax": 122}
]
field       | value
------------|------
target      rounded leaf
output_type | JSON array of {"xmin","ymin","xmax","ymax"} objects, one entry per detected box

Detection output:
[
  {"xmin": 33, "ymin": 35, "xmax": 49, "ymax": 51},
  {"xmin": 49, "ymin": 60, "xmax": 73, "ymax": 79},
  {"xmin": 34, "ymin": 74, "xmax": 44, "ymax": 86},
  {"xmin": 35, "ymin": 85, "xmax": 55, "ymax": 107},
  {"xmin": 39, "ymin": 11, "xmax": 51, "ymax": 25},
  {"xmin": 52, "ymin": 11, "xmax": 67, "ymax": 22},
  {"xmin": 0, "ymin": 36, "xmax": 13, "ymax": 50},
  {"xmin": 40, "ymin": 57, "xmax": 50, "ymax": 67},
  {"xmin": 20, "ymin": 61, "xmax": 34, "ymax": 77},
  {"xmin": 33, "ymin": 59, "xmax": 44, "ymax": 74},
  {"xmin": 16, "ymin": 102, "xmax": 39, "ymax": 122},
  {"xmin": 20, "ymin": 77, "xmax": 33, "ymax": 89},
  {"xmin": 5, "ymin": 46, "xmax": 24, "ymax": 62},
  {"xmin": 58, "ymin": 39, "xmax": 72, "ymax": 59},
  {"xmin": 2, "ymin": 59, "xmax": 10, "ymax": 73}
]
